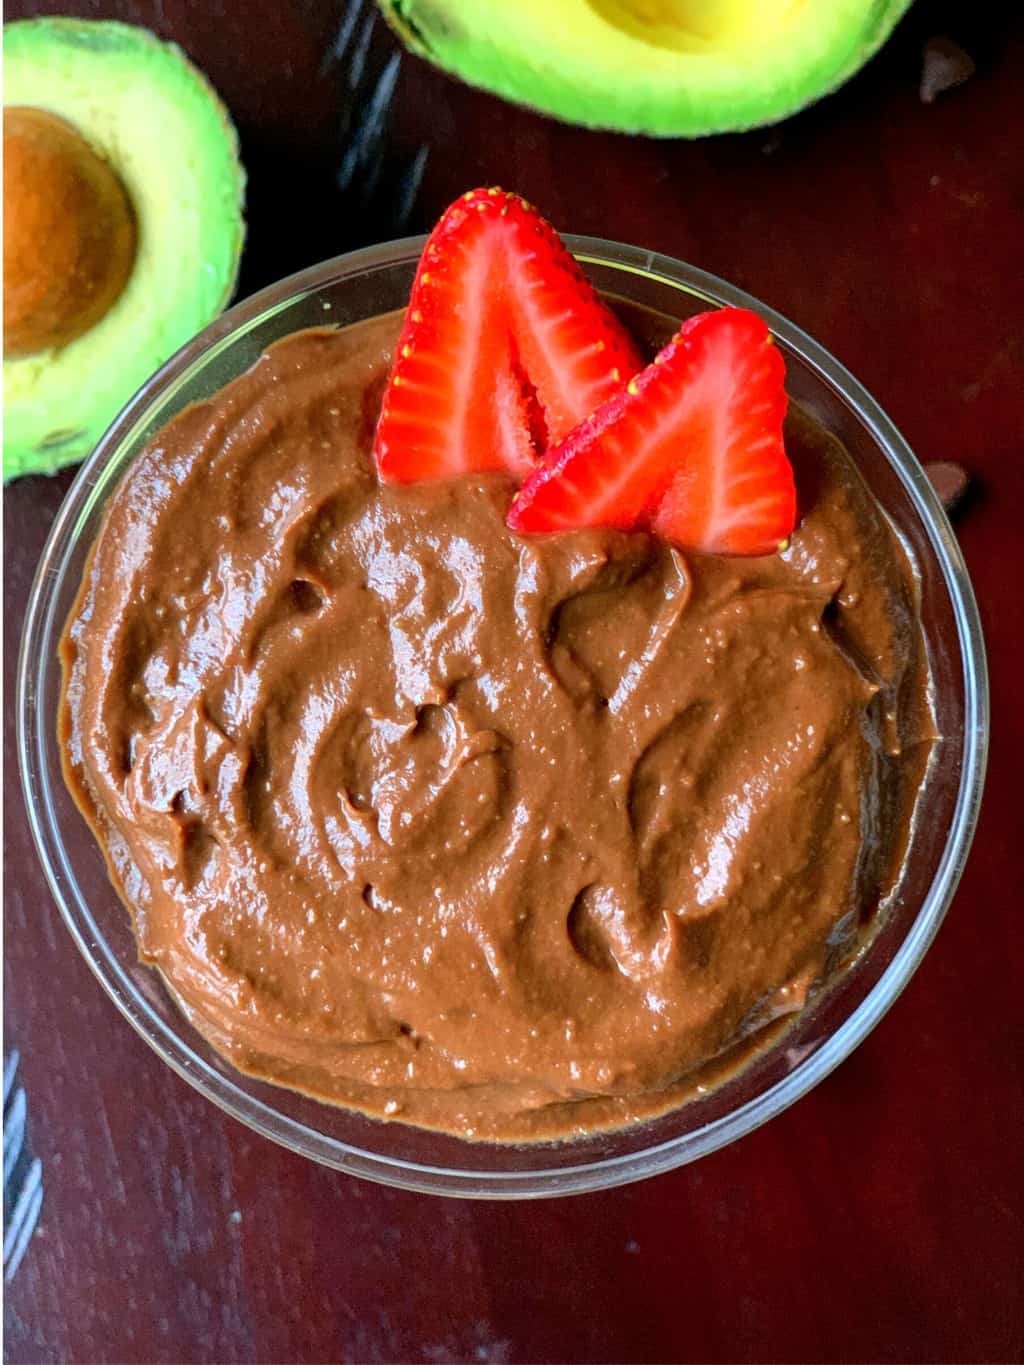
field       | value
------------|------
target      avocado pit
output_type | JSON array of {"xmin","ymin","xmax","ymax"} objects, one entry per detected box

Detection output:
[{"xmin": 3, "ymin": 106, "xmax": 137, "ymax": 358}]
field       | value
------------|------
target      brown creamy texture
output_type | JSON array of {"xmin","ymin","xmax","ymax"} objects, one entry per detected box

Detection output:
[{"xmin": 61, "ymin": 309, "xmax": 934, "ymax": 1141}]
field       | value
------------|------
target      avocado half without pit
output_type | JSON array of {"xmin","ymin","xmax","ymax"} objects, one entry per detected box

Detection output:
[
  {"xmin": 3, "ymin": 20, "xmax": 245, "ymax": 480},
  {"xmin": 380, "ymin": 0, "xmax": 914, "ymax": 136}
]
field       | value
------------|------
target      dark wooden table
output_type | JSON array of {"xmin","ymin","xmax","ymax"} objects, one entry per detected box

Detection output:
[{"xmin": 5, "ymin": 3, "xmax": 1022, "ymax": 1361}]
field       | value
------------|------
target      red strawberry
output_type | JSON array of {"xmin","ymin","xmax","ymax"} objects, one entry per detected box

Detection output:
[
  {"xmin": 373, "ymin": 188, "xmax": 642, "ymax": 484},
  {"xmin": 507, "ymin": 308, "xmax": 795, "ymax": 557}
]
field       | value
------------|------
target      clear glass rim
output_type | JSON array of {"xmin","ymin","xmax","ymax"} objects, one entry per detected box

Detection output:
[{"xmin": 17, "ymin": 235, "xmax": 989, "ymax": 1198}]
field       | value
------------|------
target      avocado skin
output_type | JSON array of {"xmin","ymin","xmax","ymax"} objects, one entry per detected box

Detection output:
[
  {"xmin": 378, "ymin": 0, "xmax": 914, "ymax": 138},
  {"xmin": 3, "ymin": 19, "xmax": 246, "ymax": 480}
]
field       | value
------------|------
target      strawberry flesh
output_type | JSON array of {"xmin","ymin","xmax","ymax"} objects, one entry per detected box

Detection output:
[
  {"xmin": 507, "ymin": 308, "xmax": 796, "ymax": 557},
  {"xmin": 373, "ymin": 189, "xmax": 642, "ymax": 484}
]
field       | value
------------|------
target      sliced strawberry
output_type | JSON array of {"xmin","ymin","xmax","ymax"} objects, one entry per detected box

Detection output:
[
  {"xmin": 373, "ymin": 188, "xmax": 642, "ymax": 484},
  {"xmin": 507, "ymin": 308, "xmax": 795, "ymax": 557}
]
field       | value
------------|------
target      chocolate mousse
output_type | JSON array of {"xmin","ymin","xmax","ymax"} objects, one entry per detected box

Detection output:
[{"xmin": 60, "ymin": 308, "xmax": 935, "ymax": 1141}]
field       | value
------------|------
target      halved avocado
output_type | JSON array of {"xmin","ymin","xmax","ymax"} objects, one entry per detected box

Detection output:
[
  {"xmin": 380, "ymin": 0, "xmax": 914, "ymax": 137},
  {"xmin": 3, "ymin": 19, "xmax": 245, "ymax": 479}
]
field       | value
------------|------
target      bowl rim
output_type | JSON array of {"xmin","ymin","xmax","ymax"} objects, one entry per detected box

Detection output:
[{"xmin": 17, "ymin": 234, "xmax": 989, "ymax": 1198}]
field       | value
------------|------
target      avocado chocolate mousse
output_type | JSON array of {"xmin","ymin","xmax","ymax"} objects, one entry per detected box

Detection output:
[{"xmin": 60, "ymin": 193, "xmax": 935, "ymax": 1141}]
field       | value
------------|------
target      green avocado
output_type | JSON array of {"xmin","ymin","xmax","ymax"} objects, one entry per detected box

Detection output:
[
  {"xmin": 380, "ymin": 0, "xmax": 913, "ymax": 137},
  {"xmin": 3, "ymin": 19, "xmax": 245, "ymax": 479}
]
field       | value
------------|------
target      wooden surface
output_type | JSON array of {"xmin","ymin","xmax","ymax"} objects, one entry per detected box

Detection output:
[{"xmin": 4, "ymin": 3, "xmax": 1023, "ymax": 1361}]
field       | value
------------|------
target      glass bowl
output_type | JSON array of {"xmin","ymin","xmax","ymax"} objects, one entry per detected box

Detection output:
[{"xmin": 17, "ymin": 237, "xmax": 988, "ymax": 1198}]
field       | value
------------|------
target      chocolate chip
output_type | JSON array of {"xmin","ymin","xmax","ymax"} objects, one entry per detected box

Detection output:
[
  {"xmin": 924, "ymin": 461, "xmax": 971, "ymax": 513},
  {"xmin": 920, "ymin": 36, "xmax": 977, "ymax": 104}
]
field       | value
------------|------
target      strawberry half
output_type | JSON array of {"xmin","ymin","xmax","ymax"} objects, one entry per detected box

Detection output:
[
  {"xmin": 373, "ymin": 188, "xmax": 642, "ymax": 483},
  {"xmin": 507, "ymin": 308, "xmax": 796, "ymax": 557}
]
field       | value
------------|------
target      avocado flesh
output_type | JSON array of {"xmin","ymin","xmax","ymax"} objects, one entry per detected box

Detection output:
[
  {"xmin": 3, "ymin": 20, "xmax": 245, "ymax": 479},
  {"xmin": 381, "ymin": 0, "xmax": 913, "ymax": 136}
]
